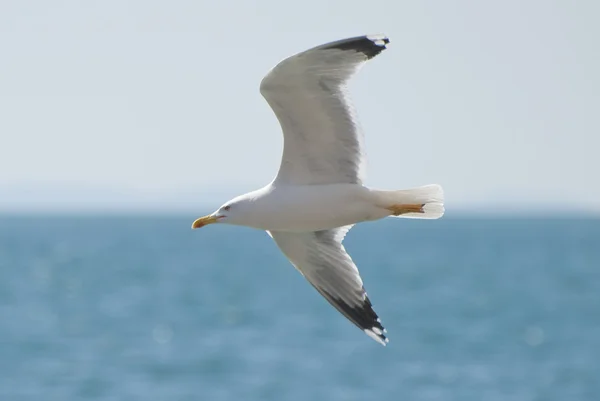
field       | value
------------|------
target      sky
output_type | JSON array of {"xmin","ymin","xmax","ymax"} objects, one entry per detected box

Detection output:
[{"xmin": 1, "ymin": 0, "xmax": 598, "ymax": 213}]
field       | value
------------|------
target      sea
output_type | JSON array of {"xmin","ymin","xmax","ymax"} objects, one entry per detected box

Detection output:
[{"xmin": 0, "ymin": 215, "xmax": 599, "ymax": 401}]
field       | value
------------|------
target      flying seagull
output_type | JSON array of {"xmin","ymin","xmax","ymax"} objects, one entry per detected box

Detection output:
[{"xmin": 192, "ymin": 34, "xmax": 444, "ymax": 346}]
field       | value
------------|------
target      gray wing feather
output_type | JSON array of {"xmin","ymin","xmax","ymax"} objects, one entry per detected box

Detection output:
[
  {"xmin": 260, "ymin": 35, "xmax": 389, "ymax": 185},
  {"xmin": 269, "ymin": 227, "xmax": 388, "ymax": 345}
]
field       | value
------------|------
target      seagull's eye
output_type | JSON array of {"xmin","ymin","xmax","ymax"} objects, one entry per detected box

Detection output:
[{"xmin": 223, "ymin": 205, "xmax": 231, "ymax": 211}]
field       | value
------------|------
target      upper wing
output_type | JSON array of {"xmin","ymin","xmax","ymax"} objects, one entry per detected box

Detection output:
[
  {"xmin": 260, "ymin": 35, "xmax": 389, "ymax": 185},
  {"xmin": 269, "ymin": 227, "xmax": 388, "ymax": 345}
]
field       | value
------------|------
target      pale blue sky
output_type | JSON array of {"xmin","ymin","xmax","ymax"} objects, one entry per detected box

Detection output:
[{"xmin": 1, "ymin": 0, "xmax": 598, "ymax": 212}]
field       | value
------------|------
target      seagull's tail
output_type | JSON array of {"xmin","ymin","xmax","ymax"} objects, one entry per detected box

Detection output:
[{"xmin": 375, "ymin": 184, "xmax": 445, "ymax": 219}]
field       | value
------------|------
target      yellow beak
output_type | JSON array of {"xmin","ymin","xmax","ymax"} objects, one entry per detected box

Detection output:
[{"xmin": 191, "ymin": 215, "xmax": 219, "ymax": 229}]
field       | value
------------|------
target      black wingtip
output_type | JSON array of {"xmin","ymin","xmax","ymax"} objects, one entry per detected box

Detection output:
[
  {"xmin": 321, "ymin": 34, "xmax": 390, "ymax": 60},
  {"xmin": 322, "ymin": 289, "xmax": 388, "ymax": 345}
]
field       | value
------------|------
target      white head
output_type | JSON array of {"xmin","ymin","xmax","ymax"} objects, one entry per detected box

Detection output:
[{"xmin": 191, "ymin": 198, "xmax": 245, "ymax": 229}]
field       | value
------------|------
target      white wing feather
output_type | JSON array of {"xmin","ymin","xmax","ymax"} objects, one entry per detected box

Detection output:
[{"xmin": 260, "ymin": 35, "xmax": 389, "ymax": 185}]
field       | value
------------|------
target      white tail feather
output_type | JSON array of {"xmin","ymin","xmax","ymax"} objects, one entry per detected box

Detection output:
[{"xmin": 377, "ymin": 184, "xmax": 445, "ymax": 219}]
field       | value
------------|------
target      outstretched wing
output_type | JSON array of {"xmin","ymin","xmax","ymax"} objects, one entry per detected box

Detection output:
[
  {"xmin": 269, "ymin": 227, "xmax": 388, "ymax": 345},
  {"xmin": 260, "ymin": 35, "xmax": 389, "ymax": 185}
]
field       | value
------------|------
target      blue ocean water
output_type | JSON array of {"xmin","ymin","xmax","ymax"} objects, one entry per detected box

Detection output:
[{"xmin": 0, "ymin": 216, "xmax": 599, "ymax": 400}]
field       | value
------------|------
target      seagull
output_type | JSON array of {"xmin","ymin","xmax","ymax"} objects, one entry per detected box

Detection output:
[{"xmin": 192, "ymin": 34, "xmax": 444, "ymax": 346}]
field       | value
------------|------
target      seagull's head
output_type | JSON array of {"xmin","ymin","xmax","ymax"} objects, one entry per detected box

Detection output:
[{"xmin": 191, "ymin": 201, "xmax": 239, "ymax": 229}]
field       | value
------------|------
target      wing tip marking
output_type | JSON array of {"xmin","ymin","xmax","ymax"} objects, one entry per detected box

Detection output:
[
  {"xmin": 321, "ymin": 288, "xmax": 389, "ymax": 346},
  {"xmin": 322, "ymin": 34, "xmax": 390, "ymax": 60},
  {"xmin": 365, "ymin": 328, "xmax": 389, "ymax": 346}
]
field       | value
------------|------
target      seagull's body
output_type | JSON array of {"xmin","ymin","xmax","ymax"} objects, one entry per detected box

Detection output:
[
  {"xmin": 192, "ymin": 35, "xmax": 444, "ymax": 346},
  {"xmin": 214, "ymin": 184, "xmax": 406, "ymax": 232}
]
